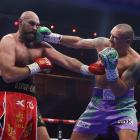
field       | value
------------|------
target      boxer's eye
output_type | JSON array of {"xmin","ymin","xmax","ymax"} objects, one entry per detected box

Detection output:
[{"xmin": 28, "ymin": 21, "xmax": 40, "ymax": 27}]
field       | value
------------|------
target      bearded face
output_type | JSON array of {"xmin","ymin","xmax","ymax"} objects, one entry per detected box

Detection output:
[
  {"xmin": 20, "ymin": 29, "xmax": 36, "ymax": 43},
  {"xmin": 19, "ymin": 19, "xmax": 40, "ymax": 43}
]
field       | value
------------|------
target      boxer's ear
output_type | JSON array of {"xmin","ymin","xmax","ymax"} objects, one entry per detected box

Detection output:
[{"xmin": 14, "ymin": 19, "xmax": 22, "ymax": 28}]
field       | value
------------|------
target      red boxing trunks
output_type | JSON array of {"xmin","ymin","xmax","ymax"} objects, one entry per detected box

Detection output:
[{"xmin": 0, "ymin": 91, "xmax": 37, "ymax": 140}]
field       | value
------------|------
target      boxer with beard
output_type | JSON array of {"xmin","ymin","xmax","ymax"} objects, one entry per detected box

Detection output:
[{"xmin": 0, "ymin": 11, "xmax": 104, "ymax": 140}]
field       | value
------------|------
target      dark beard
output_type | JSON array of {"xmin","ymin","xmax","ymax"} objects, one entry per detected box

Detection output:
[{"xmin": 20, "ymin": 32, "xmax": 36, "ymax": 43}]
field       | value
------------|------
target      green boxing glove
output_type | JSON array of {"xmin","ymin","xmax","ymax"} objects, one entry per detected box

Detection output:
[
  {"xmin": 36, "ymin": 26, "xmax": 62, "ymax": 44},
  {"xmin": 99, "ymin": 47, "xmax": 119, "ymax": 81}
]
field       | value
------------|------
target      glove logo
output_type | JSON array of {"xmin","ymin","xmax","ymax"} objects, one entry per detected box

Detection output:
[{"xmin": 99, "ymin": 47, "xmax": 119, "ymax": 69}]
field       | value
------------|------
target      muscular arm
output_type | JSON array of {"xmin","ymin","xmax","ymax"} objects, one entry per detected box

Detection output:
[
  {"xmin": 122, "ymin": 62, "xmax": 140, "ymax": 85},
  {"xmin": 37, "ymin": 27, "xmax": 109, "ymax": 50},
  {"xmin": 0, "ymin": 36, "xmax": 30, "ymax": 83},
  {"xmin": 60, "ymin": 36, "xmax": 108, "ymax": 51},
  {"xmin": 108, "ymin": 62, "xmax": 140, "ymax": 97},
  {"xmin": 44, "ymin": 47, "xmax": 83, "ymax": 73},
  {"xmin": 108, "ymin": 78, "xmax": 129, "ymax": 97}
]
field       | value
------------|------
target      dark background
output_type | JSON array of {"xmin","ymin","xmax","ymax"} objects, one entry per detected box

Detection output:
[
  {"xmin": 1, "ymin": 0, "xmax": 140, "ymax": 139},
  {"xmin": 0, "ymin": 0, "xmax": 140, "ymax": 38},
  {"xmin": 1, "ymin": 0, "xmax": 140, "ymax": 56}
]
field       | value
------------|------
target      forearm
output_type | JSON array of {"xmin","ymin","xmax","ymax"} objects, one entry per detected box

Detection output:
[
  {"xmin": 36, "ymin": 26, "xmax": 92, "ymax": 49},
  {"xmin": 108, "ymin": 79, "xmax": 129, "ymax": 97},
  {"xmin": 2, "ymin": 66, "xmax": 30, "ymax": 83},
  {"xmin": 53, "ymin": 56, "xmax": 83, "ymax": 73},
  {"xmin": 2, "ymin": 57, "xmax": 52, "ymax": 83},
  {"xmin": 53, "ymin": 56, "xmax": 105, "ymax": 76},
  {"xmin": 60, "ymin": 35, "xmax": 82, "ymax": 48}
]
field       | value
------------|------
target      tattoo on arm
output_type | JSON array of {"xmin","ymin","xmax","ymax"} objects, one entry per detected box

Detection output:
[{"xmin": 123, "ymin": 62, "xmax": 140, "ymax": 86}]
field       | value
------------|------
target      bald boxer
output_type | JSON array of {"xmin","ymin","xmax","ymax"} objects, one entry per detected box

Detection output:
[
  {"xmin": 0, "ymin": 11, "xmax": 104, "ymax": 140},
  {"xmin": 36, "ymin": 24, "xmax": 140, "ymax": 140}
]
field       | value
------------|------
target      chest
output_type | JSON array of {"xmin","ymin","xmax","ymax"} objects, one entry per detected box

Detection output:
[
  {"xmin": 96, "ymin": 53, "xmax": 139, "ymax": 87},
  {"xmin": 15, "ymin": 43, "xmax": 43, "ymax": 66}
]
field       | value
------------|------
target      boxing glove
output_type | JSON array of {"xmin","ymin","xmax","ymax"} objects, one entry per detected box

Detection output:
[
  {"xmin": 27, "ymin": 57, "xmax": 52, "ymax": 75},
  {"xmin": 80, "ymin": 60, "xmax": 105, "ymax": 76},
  {"xmin": 36, "ymin": 26, "xmax": 62, "ymax": 44},
  {"xmin": 99, "ymin": 47, "xmax": 119, "ymax": 81}
]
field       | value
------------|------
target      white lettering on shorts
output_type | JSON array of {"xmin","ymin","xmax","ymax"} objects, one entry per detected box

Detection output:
[
  {"xmin": 103, "ymin": 89, "xmax": 115, "ymax": 100},
  {"xmin": 16, "ymin": 100, "xmax": 25, "ymax": 107},
  {"xmin": 16, "ymin": 100, "xmax": 34, "ymax": 109},
  {"xmin": 27, "ymin": 101, "xmax": 34, "ymax": 110},
  {"xmin": 76, "ymin": 120, "xmax": 91, "ymax": 128},
  {"xmin": 118, "ymin": 119, "xmax": 134, "ymax": 125}
]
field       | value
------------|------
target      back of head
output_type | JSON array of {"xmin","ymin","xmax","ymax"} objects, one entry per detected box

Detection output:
[{"xmin": 115, "ymin": 23, "xmax": 134, "ymax": 40}]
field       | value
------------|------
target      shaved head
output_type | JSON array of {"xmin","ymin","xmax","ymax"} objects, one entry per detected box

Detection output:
[
  {"xmin": 20, "ymin": 11, "xmax": 40, "ymax": 22},
  {"xmin": 114, "ymin": 23, "xmax": 134, "ymax": 40}
]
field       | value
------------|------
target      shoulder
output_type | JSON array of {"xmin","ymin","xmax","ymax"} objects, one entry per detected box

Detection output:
[
  {"xmin": 96, "ymin": 37, "xmax": 110, "ymax": 46},
  {"xmin": 122, "ymin": 62, "xmax": 140, "ymax": 85},
  {"xmin": 129, "ymin": 62, "xmax": 140, "ymax": 81},
  {"xmin": 1, "ymin": 33, "xmax": 15, "ymax": 41},
  {"xmin": 0, "ymin": 33, "xmax": 17, "ymax": 51},
  {"xmin": 1, "ymin": 34, "xmax": 16, "ymax": 45},
  {"xmin": 90, "ymin": 37, "xmax": 110, "ymax": 51},
  {"xmin": 0, "ymin": 33, "xmax": 16, "ymax": 44},
  {"xmin": 129, "ymin": 47, "xmax": 140, "ymax": 60},
  {"xmin": 86, "ymin": 37, "xmax": 109, "ymax": 43}
]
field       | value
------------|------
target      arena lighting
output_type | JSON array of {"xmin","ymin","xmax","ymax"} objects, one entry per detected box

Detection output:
[
  {"xmin": 13, "ymin": 21, "xmax": 99, "ymax": 36},
  {"xmin": 93, "ymin": 32, "xmax": 97, "ymax": 36},
  {"xmin": 14, "ymin": 20, "xmax": 19, "ymax": 27},
  {"xmin": 72, "ymin": 28, "xmax": 76, "ymax": 33},
  {"xmin": 50, "ymin": 25, "xmax": 55, "ymax": 29}
]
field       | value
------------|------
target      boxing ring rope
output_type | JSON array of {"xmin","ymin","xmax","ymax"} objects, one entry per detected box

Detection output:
[
  {"xmin": 43, "ymin": 118, "xmax": 76, "ymax": 140},
  {"xmin": 43, "ymin": 118, "xmax": 140, "ymax": 140},
  {"xmin": 43, "ymin": 118, "xmax": 77, "ymax": 125},
  {"xmin": 43, "ymin": 117, "xmax": 140, "ymax": 126}
]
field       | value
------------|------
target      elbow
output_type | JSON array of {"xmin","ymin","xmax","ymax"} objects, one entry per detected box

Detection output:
[{"xmin": 2, "ymin": 73, "xmax": 15, "ymax": 83}]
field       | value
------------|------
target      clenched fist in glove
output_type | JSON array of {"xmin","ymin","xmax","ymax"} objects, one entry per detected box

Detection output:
[
  {"xmin": 27, "ymin": 57, "xmax": 52, "ymax": 75},
  {"xmin": 99, "ymin": 47, "xmax": 119, "ymax": 81},
  {"xmin": 36, "ymin": 26, "xmax": 62, "ymax": 44}
]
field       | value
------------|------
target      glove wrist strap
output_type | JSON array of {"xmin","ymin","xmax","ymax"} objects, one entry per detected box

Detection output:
[
  {"xmin": 27, "ymin": 63, "xmax": 40, "ymax": 75},
  {"xmin": 80, "ymin": 65, "xmax": 94, "ymax": 76},
  {"xmin": 105, "ymin": 68, "xmax": 119, "ymax": 81},
  {"xmin": 44, "ymin": 33, "xmax": 62, "ymax": 44}
]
